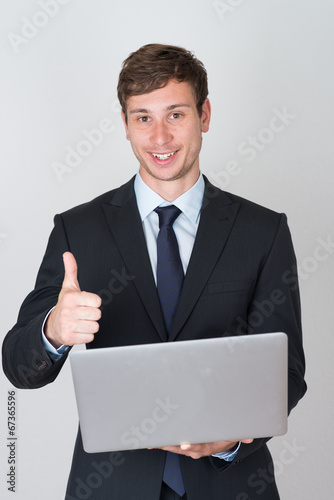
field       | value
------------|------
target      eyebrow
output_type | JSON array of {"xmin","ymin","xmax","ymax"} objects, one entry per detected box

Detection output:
[{"xmin": 129, "ymin": 104, "xmax": 191, "ymax": 115}]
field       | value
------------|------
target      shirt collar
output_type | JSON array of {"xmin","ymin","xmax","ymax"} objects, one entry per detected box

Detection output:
[{"xmin": 134, "ymin": 172, "xmax": 204, "ymax": 224}]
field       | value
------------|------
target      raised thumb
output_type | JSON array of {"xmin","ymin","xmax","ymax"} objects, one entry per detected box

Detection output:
[{"xmin": 62, "ymin": 252, "xmax": 81, "ymax": 291}]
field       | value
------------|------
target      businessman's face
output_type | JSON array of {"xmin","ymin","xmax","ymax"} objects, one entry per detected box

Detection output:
[{"xmin": 122, "ymin": 79, "xmax": 210, "ymax": 192}]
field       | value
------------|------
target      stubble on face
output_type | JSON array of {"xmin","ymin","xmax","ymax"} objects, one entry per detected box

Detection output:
[{"xmin": 134, "ymin": 135, "xmax": 203, "ymax": 184}]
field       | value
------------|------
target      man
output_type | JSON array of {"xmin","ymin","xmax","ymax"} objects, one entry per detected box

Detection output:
[{"xmin": 2, "ymin": 44, "xmax": 306, "ymax": 499}]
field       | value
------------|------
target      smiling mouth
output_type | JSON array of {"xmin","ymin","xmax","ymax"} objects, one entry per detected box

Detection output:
[{"xmin": 151, "ymin": 151, "xmax": 178, "ymax": 160}]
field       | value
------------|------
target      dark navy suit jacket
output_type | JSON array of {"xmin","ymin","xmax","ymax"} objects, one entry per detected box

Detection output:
[{"xmin": 2, "ymin": 177, "xmax": 306, "ymax": 499}]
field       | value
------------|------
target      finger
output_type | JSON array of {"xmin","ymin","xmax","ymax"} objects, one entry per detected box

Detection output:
[
  {"xmin": 59, "ymin": 321, "xmax": 100, "ymax": 345},
  {"xmin": 53, "ymin": 316, "xmax": 100, "ymax": 346},
  {"xmin": 61, "ymin": 291, "xmax": 102, "ymax": 309},
  {"xmin": 78, "ymin": 291, "xmax": 102, "ymax": 308},
  {"xmin": 62, "ymin": 252, "xmax": 81, "ymax": 291},
  {"xmin": 65, "ymin": 332, "xmax": 96, "ymax": 346},
  {"xmin": 72, "ymin": 319, "xmax": 100, "ymax": 335},
  {"xmin": 76, "ymin": 305, "xmax": 102, "ymax": 321},
  {"xmin": 240, "ymin": 438, "xmax": 254, "ymax": 444}
]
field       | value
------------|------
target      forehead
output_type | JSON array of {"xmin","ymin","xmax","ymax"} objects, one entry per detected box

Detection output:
[{"xmin": 126, "ymin": 80, "xmax": 196, "ymax": 113}]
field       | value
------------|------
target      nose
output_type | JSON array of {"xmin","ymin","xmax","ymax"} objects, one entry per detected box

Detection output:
[{"xmin": 150, "ymin": 119, "xmax": 173, "ymax": 147}]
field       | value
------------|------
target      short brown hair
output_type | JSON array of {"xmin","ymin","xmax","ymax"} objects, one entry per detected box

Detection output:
[{"xmin": 117, "ymin": 43, "xmax": 208, "ymax": 121}]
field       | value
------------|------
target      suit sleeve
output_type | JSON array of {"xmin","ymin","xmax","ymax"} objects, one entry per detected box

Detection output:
[
  {"xmin": 210, "ymin": 213, "xmax": 306, "ymax": 472},
  {"xmin": 2, "ymin": 215, "xmax": 71, "ymax": 389}
]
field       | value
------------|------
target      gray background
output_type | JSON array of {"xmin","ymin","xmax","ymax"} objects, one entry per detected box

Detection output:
[{"xmin": 1, "ymin": 0, "xmax": 333, "ymax": 498}]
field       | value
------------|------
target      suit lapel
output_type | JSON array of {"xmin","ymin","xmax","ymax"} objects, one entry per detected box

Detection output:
[
  {"xmin": 102, "ymin": 177, "xmax": 240, "ymax": 343},
  {"xmin": 102, "ymin": 178, "xmax": 167, "ymax": 341},
  {"xmin": 169, "ymin": 180, "xmax": 240, "ymax": 341}
]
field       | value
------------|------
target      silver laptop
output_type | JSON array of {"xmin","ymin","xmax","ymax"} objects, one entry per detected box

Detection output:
[{"xmin": 70, "ymin": 332, "xmax": 287, "ymax": 453}]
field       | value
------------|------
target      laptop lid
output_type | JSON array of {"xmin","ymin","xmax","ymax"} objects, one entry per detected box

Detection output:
[{"xmin": 70, "ymin": 332, "xmax": 287, "ymax": 453}]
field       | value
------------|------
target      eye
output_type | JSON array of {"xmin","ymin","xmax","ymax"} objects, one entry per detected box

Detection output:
[
  {"xmin": 138, "ymin": 116, "xmax": 151, "ymax": 123},
  {"xmin": 170, "ymin": 112, "xmax": 181, "ymax": 120}
]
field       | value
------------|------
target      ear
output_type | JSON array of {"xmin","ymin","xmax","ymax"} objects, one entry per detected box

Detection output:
[
  {"xmin": 121, "ymin": 110, "xmax": 130, "ymax": 140},
  {"xmin": 200, "ymin": 98, "xmax": 211, "ymax": 133}
]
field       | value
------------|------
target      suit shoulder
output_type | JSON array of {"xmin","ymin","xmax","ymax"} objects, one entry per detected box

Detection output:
[
  {"xmin": 205, "ymin": 177, "xmax": 284, "ymax": 223},
  {"xmin": 206, "ymin": 178, "xmax": 285, "ymax": 222},
  {"xmin": 224, "ymin": 190, "xmax": 283, "ymax": 219},
  {"xmin": 214, "ymin": 189, "xmax": 292, "ymax": 259},
  {"xmin": 226, "ymin": 191, "xmax": 288, "ymax": 238}
]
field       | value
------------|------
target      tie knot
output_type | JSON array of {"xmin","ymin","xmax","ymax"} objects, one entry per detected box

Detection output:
[{"xmin": 155, "ymin": 205, "xmax": 182, "ymax": 228}]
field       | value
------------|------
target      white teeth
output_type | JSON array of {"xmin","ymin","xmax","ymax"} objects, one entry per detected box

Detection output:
[{"xmin": 152, "ymin": 151, "xmax": 176, "ymax": 160}]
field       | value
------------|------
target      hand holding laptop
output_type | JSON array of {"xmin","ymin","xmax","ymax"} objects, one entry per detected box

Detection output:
[
  {"xmin": 154, "ymin": 439, "xmax": 254, "ymax": 459},
  {"xmin": 45, "ymin": 252, "xmax": 102, "ymax": 348}
]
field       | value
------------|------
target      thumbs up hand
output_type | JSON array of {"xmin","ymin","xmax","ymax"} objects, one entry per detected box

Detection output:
[{"xmin": 45, "ymin": 252, "xmax": 102, "ymax": 348}]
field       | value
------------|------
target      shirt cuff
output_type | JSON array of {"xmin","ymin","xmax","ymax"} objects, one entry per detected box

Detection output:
[
  {"xmin": 212, "ymin": 442, "xmax": 241, "ymax": 461},
  {"xmin": 41, "ymin": 308, "xmax": 69, "ymax": 361}
]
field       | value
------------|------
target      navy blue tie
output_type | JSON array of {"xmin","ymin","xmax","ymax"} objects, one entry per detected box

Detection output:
[{"xmin": 155, "ymin": 205, "xmax": 186, "ymax": 497}]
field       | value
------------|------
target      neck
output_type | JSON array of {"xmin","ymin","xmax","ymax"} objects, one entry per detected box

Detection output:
[{"xmin": 139, "ymin": 170, "xmax": 200, "ymax": 202}]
